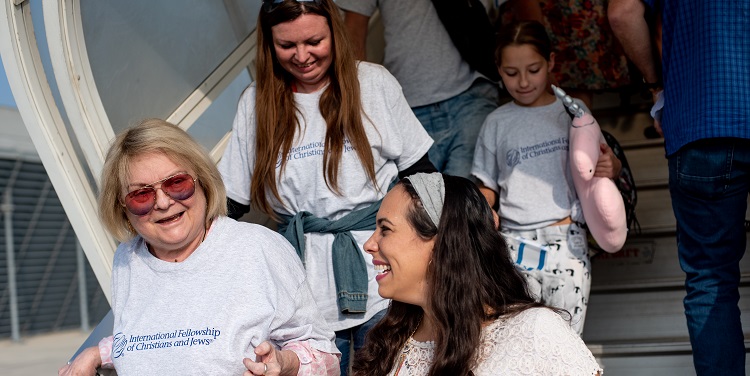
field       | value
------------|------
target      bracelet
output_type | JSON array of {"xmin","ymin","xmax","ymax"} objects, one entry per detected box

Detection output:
[{"xmin": 642, "ymin": 78, "xmax": 662, "ymax": 91}]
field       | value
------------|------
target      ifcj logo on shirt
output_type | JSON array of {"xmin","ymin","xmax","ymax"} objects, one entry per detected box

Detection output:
[{"xmin": 112, "ymin": 327, "xmax": 222, "ymax": 358}]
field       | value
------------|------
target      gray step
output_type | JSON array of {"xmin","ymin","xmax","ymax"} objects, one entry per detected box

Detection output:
[
  {"xmin": 631, "ymin": 188, "xmax": 750, "ymax": 234},
  {"xmin": 582, "ymin": 287, "xmax": 750, "ymax": 343},
  {"xmin": 592, "ymin": 234, "xmax": 750, "ymax": 291},
  {"xmin": 588, "ymin": 340, "xmax": 750, "ymax": 376},
  {"xmin": 620, "ymin": 145, "xmax": 668, "ymax": 188}
]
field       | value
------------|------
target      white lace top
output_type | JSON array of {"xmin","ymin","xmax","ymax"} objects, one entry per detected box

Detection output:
[{"xmin": 387, "ymin": 308, "xmax": 602, "ymax": 376}]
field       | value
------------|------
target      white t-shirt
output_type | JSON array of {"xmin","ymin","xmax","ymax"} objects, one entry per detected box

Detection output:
[
  {"xmin": 337, "ymin": 0, "xmax": 482, "ymax": 107},
  {"xmin": 471, "ymin": 98, "xmax": 585, "ymax": 231},
  {"xmin": 110, "ymin": 217, "xmax": 337, "ymax": 375},
  {"xmin": 389, "ymin": 308, "xmax": 602, "ymax": 376},
  {"xmin": 219, "ymin": 62, "xmax": 433, "ymax": 331}
]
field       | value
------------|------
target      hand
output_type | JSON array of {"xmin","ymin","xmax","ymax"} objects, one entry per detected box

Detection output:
[
  {"xmin": 58, "ymin": 346, "xmax": 101, "ymax": 376},
  {"xmin": 653, "ymin": 118, "xmax": 663, "ymax": 137},
  {"xmin": 650, "ymin": 89, "xmax": 664, "ymax": 137},
  {"xmin": 244, "ymin": 341, "xmax": 300, "ymax": 376},
  {"xmin": 594, "ymin": 143, "xmax": 622, "ymax": 179}
]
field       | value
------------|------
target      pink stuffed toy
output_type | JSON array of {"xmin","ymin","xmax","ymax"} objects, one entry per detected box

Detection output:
[{"xmin": 553, "ymin": 86, "xmax": 627, "ymax": 253}]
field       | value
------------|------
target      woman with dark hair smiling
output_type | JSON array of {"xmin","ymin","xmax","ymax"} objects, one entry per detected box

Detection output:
[{"xmin": 353, "ymin": 173, "xmax": 602, "ymax": 375}]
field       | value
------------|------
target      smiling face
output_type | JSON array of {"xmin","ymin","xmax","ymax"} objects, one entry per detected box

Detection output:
[
  {"xmin": 123, "ymin": 152, "xmax": 207, "ymax": 259},
  {"xmin": 498, "ymin": 44, "xmax": 556, "ymax": 107},
  {"xmin": 364, "ymin": 185, "xmax": 435, "ymax": 307},
  {"xmin": 271, "ymin": 13, "xmax": 333, "ymax": 93}
]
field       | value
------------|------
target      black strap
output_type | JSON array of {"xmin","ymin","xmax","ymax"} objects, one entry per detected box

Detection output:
[
  {"xmin": 431, "ymin": 0, "xmax": 500, "ymax": 82},
  {"xmin": 399, "ymin": 153, "xmax": 437, "ymax": 179},
  {"xmin": 226, "ymin": 198, "xmax": 250, "ymax": 220}
]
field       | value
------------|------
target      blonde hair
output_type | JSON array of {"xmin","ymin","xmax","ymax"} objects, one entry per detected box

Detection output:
[
  {"xmin": 252, "ymin": 0, "xmax": 377, "ymax": 219},
  {"xmin": 98, "ymin": 119, "xmax": 227, "ymax": 241}
]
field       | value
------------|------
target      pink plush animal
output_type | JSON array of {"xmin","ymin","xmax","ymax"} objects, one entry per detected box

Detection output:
[{"xmin": 553, "ymin": 86, "xmax": 627, "ymax": 253}]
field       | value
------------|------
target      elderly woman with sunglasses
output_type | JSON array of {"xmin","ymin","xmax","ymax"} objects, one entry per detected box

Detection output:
[
  {"xmin": 59, "ymin": 119, "xmax": 339, "ymax": 376},
  {"xmin": 219, "ymin": 0, "xmax": 434, "ymax": 374}
]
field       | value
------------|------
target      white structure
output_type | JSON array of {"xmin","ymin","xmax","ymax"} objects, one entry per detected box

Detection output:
[
  {"xmin": 0, "ymin": 1, "xmax": 747, "ymax": 374},
  {"xmin": 0, "ymin": 0, "xmax": 259, "ymax": 302},
  {"xmin": 0, "ymin": 105, "xmax": 110, "ymax": 340}
]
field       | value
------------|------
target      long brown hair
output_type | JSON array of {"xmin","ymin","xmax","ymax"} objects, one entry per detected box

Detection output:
[
  {"xmin": 353, "ymin": 175, "xmax": 548, "ymax": 375},
  {"xmin": 252, "ymin": 0, "xmax": 376, "ymax": 218},
  {"xmin": 495, "ymin": 20, "xmax": 553, "ymax": 64}
]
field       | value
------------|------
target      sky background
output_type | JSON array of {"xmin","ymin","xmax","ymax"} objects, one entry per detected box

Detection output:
[{"xmin": 0, "ymin": 57, "xmax": 16, "ymax": 107}]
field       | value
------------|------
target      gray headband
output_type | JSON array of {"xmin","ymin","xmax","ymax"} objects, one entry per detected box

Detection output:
[{"xmin": 405, "ymin": 173, "xmax": 445, "ymax": 227}]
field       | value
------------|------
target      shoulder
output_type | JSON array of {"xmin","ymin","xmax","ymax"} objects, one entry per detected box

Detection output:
[
  {"xmin": 113, "ymin": 236, "xmax": 142, "ymax": 266},
  {"xmin": 238, "ymin": 82, "xmax": 258, "ymax": 105},
  {"xmin": 357, "ymin": 62, "xmax": 400, "ymax": 88},
  {"xmin": 478, "ymin": 308, "xmax": 602, "ymax": 375},
  {"xmin": 489, "ymin": 101, "xmax": 523, "ymax": 118},
  {"xmin": 489, "ymin": 307, "xmax": 568, "ymax": 335},
  {"xmin": 213, "ymin": 216, "xmax": 289, "ymax": 247},
  {"xmin": 480, "ymin": 103, "xmax": 518, "ymax": 132},
  {"xmin": 337, "ymin": 0, "xmax": 378, "ymax": 15},
  {"xmin": 211, "ymin": 217, "xmax": 304, "ymax": 270},
  {"xmin": 233, "ymin": 83, "xmax": 258, "ymax": 129}
]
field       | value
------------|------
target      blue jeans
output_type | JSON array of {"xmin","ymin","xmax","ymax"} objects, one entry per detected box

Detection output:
[
  {"xmin": 668, "ymin": 138, "xmax": 749, "ymax": 375},
  {"xmin": 335, "ymin": 309, "xmax": 386, "ymax": 376},
  {"xmin": 412, "ymin": 79, "xmax": 500, "ymax": 178}
]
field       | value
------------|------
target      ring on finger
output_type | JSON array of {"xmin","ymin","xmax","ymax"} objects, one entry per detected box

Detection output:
[{"xmin": 263, "ymin": 363, "xmax": 267, "ymax": 375}]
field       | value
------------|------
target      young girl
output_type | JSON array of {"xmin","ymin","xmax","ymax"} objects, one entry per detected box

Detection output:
[{"xmin": 471, "ymin": 20, "xmax": 620, "ymax": 335}]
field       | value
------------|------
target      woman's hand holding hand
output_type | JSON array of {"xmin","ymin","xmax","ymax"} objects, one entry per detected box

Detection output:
[
  {"xmin": 58, "ymin": 346, "xmax": 101, "ymax": 376},
  {"xmin": 244, "ymin": 341, "xmax": 300, "ymax": 376}
]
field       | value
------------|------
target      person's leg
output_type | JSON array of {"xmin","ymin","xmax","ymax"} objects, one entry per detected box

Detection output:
[
  {"xmin": 412, "ymin": 103, "xmax": 450, "ymax": 172},
  {"xmin": 534, "ymin": 223, "xmax": 591, "ymax": 335},
  {"xmin": 442, "ymin": 79, "xmax": 500, "ymax": 178},
  {"xmin": 352, "ymin": 309, "xmax": 386, "ymax": 354},
  {"xmin": 668, "ymin": 138, "xmax": 750, "ymax": 375},
  {"xmin": 336, "ymin": 310, "xmax": 386, "ymax": 376},
  {"xmin": 334, "ymin": 328, "xmax": 352, "ymax": 376},
  {"xmin": 561, "ymin": 223, "xmax": 591, "ymax": 335}
]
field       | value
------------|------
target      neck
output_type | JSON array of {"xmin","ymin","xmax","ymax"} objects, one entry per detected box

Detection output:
[
  {"xmin": 147, "ymin": 223, "xmax": 209, "ymax": 263},
  {"xmin": 149, "ymin": 246, "xmax": 195, "ymax": 263},
  {"xmin": 412, "ymin": 310, "xmax": 437, "ymax": 342}
]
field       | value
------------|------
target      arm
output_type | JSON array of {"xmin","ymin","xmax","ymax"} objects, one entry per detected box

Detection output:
[
  {"xmin": 478, "ymin": 183, "xmax": 500, "ymax": 229},
  {"xmin": 247, "ymin": 238, "xmax": 339, "ymax": 375},
  {"xmin": 608, "ymin": 0, "xmax": 660, "ymax": 86},
  {"xmin": 58, "ymin": 346, "xmax": 101, "ymax": 376},
  {"xmin": 479, "ymin": 184, "xmax": 497, "ymax": 209},
  {"xmin": 283, "ymin": 341, "xmax": 340, "ymax": 376},
  {"xmin": 243, "ymin": 340, "xmax": 340, "ymax": 376},
  {"xmin": 243, "ymin": 342, "xmax": 300, "ymax": 376},
  {"xmin": 343, "ymin": 10, "xmax": 370, "ymax": 61},
  {"xmin": 594, "ymin": 143, "xmax": 622, "ymax": 179}
]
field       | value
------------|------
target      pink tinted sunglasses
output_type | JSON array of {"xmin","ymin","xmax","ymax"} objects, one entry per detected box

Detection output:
[{"xmin": 122, "ymin": 173, "xmax": 197, "ymax": 216}]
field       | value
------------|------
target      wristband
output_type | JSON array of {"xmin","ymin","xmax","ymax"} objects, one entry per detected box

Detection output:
[{"xmin": 643, "ymin": 78, "xmax": 663, "ymax": 91}]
